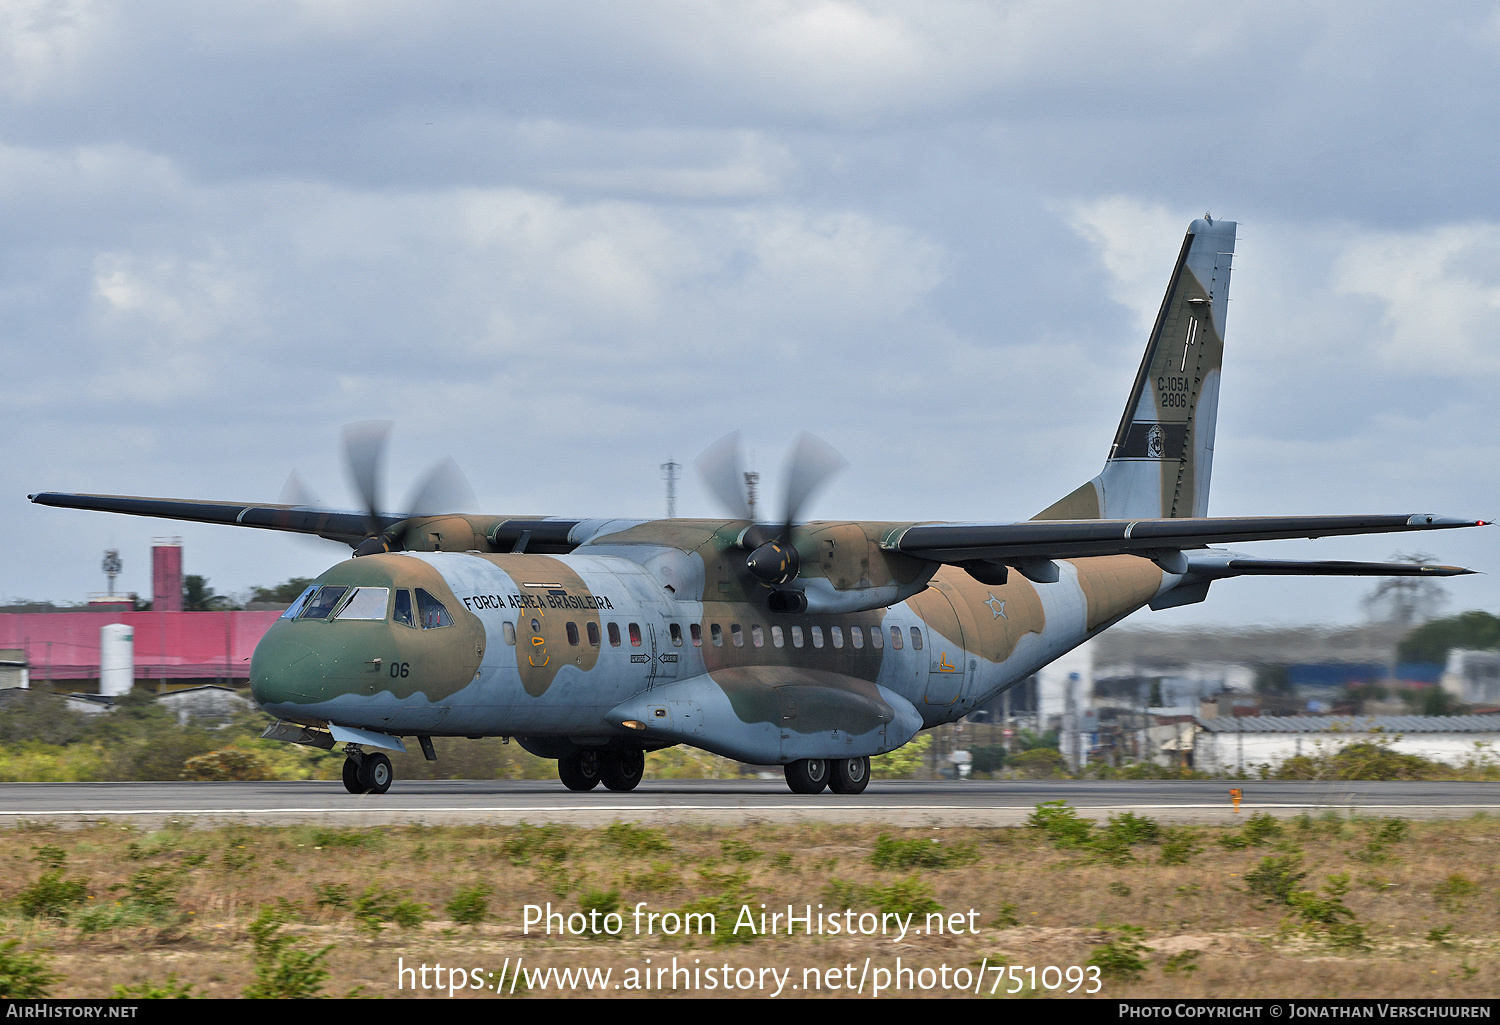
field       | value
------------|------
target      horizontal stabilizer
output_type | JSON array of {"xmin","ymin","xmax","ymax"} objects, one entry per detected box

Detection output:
[
  {"xmin": 1183, "ymin": 551, "xmax": 1476, "ymax": 579},
  {"xmin": 890, "ymin": 514, "xmax": 1487, "ymax": 566}
]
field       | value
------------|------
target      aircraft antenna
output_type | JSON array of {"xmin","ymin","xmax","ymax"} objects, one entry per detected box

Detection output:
[
  {"xmin": 660, "ymin": 459, "xmax": 681, "ymax": 519},
  {"xmin": 101, "ymin": 549, "xmax": 122, "ymax": 597}
]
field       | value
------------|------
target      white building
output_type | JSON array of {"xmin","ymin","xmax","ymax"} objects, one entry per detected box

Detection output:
[{"xmin": 1185, "ymin": 715, "xmax": 1500, "ymax": 775}]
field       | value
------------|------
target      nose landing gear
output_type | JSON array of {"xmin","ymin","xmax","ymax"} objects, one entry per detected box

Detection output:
[{"xmin": 341, "ymin": 747, "xmax": 393, "ymax": 795}]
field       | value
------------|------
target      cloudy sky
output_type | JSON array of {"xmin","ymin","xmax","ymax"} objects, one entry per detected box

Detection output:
[{"xmin": 4, "ymin": 1, "xmax": 1498, "ymax": 627}]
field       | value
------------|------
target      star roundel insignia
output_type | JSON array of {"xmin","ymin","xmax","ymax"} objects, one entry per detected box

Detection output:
[{"xmin": 984, "ymin": 594, "xmax": 1007, "ymax": 619}]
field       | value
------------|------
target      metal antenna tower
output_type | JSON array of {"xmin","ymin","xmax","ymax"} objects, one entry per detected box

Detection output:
[
  {"xmin": 101, "ymin": 549, "xmax": 122, "ymax": 596},
  {"xmin": 660, "ymin": 459, "xmax": 681, "ymax": 519},
  {"xmin": 743, "ymin": 471, "xmax": 760, "ymax": 522}
]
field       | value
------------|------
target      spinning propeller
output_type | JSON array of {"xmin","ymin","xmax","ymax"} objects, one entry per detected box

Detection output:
[
  {"xmin": 696, "ymin": 431, "xmax": 846, "ymax": 588},
  {"xmin": 285, "ymin": 420, "xmax": 476, "ymax": 556}
]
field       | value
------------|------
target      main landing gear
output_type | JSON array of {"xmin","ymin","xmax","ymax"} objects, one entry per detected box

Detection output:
[
  {"xmin": 558, "ymin": 749, "xmax": 646, "ymax": 792},
  {"xmin": 342, "ymin": 748, "xmax": 392, "ymax": 795},
  {"xmin": 784, "ymin": 756, "xmax": 870, "ymax": 795}
]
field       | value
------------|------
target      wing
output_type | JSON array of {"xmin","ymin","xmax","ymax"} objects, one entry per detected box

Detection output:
[
  {"xmin": 27, "ymin": 492, "xmax": 391, "ymax": 546},
  {"xmin": 891, "ymin": 514, "xmax": 1486, "ymax": 569}
]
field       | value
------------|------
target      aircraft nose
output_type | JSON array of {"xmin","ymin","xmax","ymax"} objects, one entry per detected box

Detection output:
[{"xmin": 250, "ymin": 639, "xmax": 325, "ymax": 712}]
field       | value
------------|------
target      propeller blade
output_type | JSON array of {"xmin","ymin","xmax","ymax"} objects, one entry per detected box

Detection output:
[
  {"xmin": 277, "ymin": 471, "xmax": 322, "ymax": 509},
  {"xmin": 406, "ymin": 457, "xmax": 478, "ymax": 517},
  {"xmin": 696, "ymin": 431, "xmax": 752, "ymax": 521},
  {"xmin": 342, "ymin": 420, "xmax": 392, "ymax": 537},
  {"xmin": 780, "ymin": 432, "xmax": 846, "ymax": 531}
]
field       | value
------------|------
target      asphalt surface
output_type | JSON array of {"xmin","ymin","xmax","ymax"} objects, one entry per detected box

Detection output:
[{"xmin": 0, "ymin": 778, "xmax": 1495, "ymax": 828}]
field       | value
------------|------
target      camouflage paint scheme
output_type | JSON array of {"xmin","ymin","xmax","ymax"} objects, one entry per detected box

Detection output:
[
  {"xmin": 250, "ymin": 521, "xmax": 1168, "ymax": 765},
  {"xmin": 34, "ymin": 217, "xmax": 1486, "ymax": 781}
]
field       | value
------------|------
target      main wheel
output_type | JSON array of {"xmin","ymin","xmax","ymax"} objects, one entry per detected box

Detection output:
[
  {"xmin": 342, "ymin": 757, "xmax": 362, "ymax": 794},
  {"xmin": 357, "ymin": 753, "xmax": 393, "ymax": 795},
  {"xmin": 600, "ymin": 749, "xmax": 645, "ymax": 792},
  {"xmin": 828, "ymin": 756, "xmax": 870, "ymax": 795},
  {"xmin": 558, "ymin": 750, "xmax": 602, "ymax": 791},
  {"xmin": 784, "ymin": 758, "xmax": 830, "ymax": 794}
]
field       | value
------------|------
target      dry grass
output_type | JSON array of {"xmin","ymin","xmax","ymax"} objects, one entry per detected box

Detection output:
[{"xmin": 0, "ymin": 812, "xmax": 1496, "ymax": 998}]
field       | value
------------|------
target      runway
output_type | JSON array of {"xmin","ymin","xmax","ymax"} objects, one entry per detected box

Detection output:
[{"xmin": 0, "ymin": 778, "xmax": 1496, "ymax": 829}]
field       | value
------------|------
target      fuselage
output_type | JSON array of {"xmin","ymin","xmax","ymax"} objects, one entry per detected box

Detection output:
[{"xmin": 250, "ymin": 519, "xmax": 1174, "ymax": 765}]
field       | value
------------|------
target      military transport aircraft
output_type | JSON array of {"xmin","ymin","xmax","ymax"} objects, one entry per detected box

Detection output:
[{"xmin": 30, "ymin": 216, "xmax": 1487, "ymax": 796}]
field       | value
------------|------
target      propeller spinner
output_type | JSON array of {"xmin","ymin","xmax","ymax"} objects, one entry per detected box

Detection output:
[{"xmin": 697, "ymin": 431, "xmax": 847, "ymax": 591}]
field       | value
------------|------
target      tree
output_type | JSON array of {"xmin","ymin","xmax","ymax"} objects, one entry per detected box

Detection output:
[
  {"xmin": 182, "ymin": 575, "xmax": 236, "ymax": 611},
  {"xmin": 1398, "ymin": 610, "xmax": 1500, "ymax": 663},
  {"xmin": 249, "ymin": 578, "xmax": 315, "ymax": 604}
]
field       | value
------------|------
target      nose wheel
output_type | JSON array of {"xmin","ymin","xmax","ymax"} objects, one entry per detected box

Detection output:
[{"xmin": 342, "ymin": 750, "xmax": 393, "ymax": 795}]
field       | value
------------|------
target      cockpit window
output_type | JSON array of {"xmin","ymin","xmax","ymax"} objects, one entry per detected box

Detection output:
[
  {"xmin": 334, "ymin": 587, "xmax": 390, "ymax": 621},
  {"xmin": 415, "ymin": 588, "xmax": 453, "ymax": 629},
  {"xmin": 279, "ymin": 587, "xmax": 316, "ymax": 620},
  {"xmin": 393, "ymin": 589, "xmax": 415, "ymax": 628},
  {"xmin": 299, "ymin": 585, "xmax": 349, "ymax": 620}
]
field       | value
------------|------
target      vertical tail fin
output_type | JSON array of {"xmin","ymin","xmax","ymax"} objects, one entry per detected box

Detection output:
[{"xmin": 1035, "ymin": 215, "xmax": 1237, "ymax": 521}]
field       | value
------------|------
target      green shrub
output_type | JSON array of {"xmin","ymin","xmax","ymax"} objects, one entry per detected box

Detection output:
[
  {"xmin": 1434, "ymin": 874, "xmax": 1479, "ymax": 913},
  {"xmin": 0, "ymin": 939, "xmax": 57, "ymax": 998},
  {"xmin": 14, "ymin": 869, "xmax": 89, "ymax": 921},
  {"xmin": 720, "ymin": 840, "xmax": 762, "ymax": 863},
  {"xmin": 243, "ymin": 906, "xmax": 331, "ymax": 999},
  {"xmin": 1159, "ymin": 829, "xmax": 1202, "ymax": 866},
  {"xmin": 1087, "ymin": 926, "xmax": 1152, "ymax": 982},
  {"xmin": 577, "ymin": 888, "xmax": 620, "ymax": 938},
  {"xmin": 1027, "ymin": 801, "xmax": 1093, "ymax": 849},
  {"xmin": 868, "ymin": 877, "xmax": 941, "ymax": 918},
  {"xmin": 600, "ymin": 822, "xmax": 671, "ymax": 855},
  {"xmin": 113, "ymin": 975, "xmax": 198, "ymax": 998},
  {"xmin": 1285, "ymin": 874, "xmax": 1369, "ymax": 951},
  {"xmin": 1245, "ymin": 854, "xmax": 1308, "ymax": 905},
  {"xmin": 499, "ymin": 824, "xmax": 570, "ymax": 866},
  {"xmin": 1009, "ymin": 748, "xmax": 1069, "ymax": 779},
  {"xmin": 870, "ymin": 833, "xmax": 978, "ymax": 869},
  {"xmin": 445, "ymin": 884, "xmax": 492, "ymax": 926},
  {"xmin": 352, "ymin": 886, "xmax": 429, "ymax": 935}
]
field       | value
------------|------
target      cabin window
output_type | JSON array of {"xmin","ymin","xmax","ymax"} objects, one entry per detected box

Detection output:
[
  {"xmin": 691, "ymin": 624, "xmax": 702, "ymax": 647},
  {"xmin": 669, "ymin": 623, "xmax": 683, "ymax": 647},
  {"xmin": 870, "ymin": 625, "xmax": 884, "ymax": 649},
  {"xmin": 587, "ymin": 622, "xmax": 600, "ymax": 646},
  {"xmin": 299, "ymin": 585, "xmax": 348, "ymax": 620},
  {"xmin": 607, "ymin": 623, "xmax": 621, "ymax": 646},
  {"xmin": 771, "ymin": 625, "xmax": 784, "ymax": 647},
  {"xmin": 335, "ymin": 587, "xmax": 390, "ymax": 621},
  {"xmin": 731, "ymin": 624, "xmax": 744, "ymax": 647},
  {"xmin": 830, "ymin": 625, "xmax": 844, "ymax": 649},
  {"xmin": 791, "ymin": 625, "xmax": 804, "ymax": 648},
  {"xmin": 415, "ymin": 589, "xmax": 453, "ymax": 629},
  {"xmin": 279, "ymin": 587, "xmax": 316, "ymax": 619},
  {"xmin": 393, "ymin": 589, "xmax": 415, "ymax": 628},
  {"xmin": 531, "ymin": 618, "xmax": 541, "ymax": 633},
  {"xmin": 502, "ymin": 621, "xmax": 517, "ymax": 646},
  {"xmin": 850, "ymin": 625, "xmax": 864, "ymax": 649},
  {"xmin": 751, "ymin": 625, "xmax": 764, "ymax": 648},
  {"xmin": 889, "ymin": 626, "xmax": 903, "ymax": 649},
  {"xmin": 910, "ymin": 627, "xmax": 923, "ymax": 650},
  {"xmin": 629, "ymin": 623, "xmax": 642, "ymax": 647},
  {"xmin": 710, "ymin": 624, "xmax": 723, "ymax": 647},
  {"xmin": 566, "ymin": 622, "xmax": 580, "ymax": 646},
  {"xmin": 811, "ymin": 625, "xmax": 824, "ymax": 649}
]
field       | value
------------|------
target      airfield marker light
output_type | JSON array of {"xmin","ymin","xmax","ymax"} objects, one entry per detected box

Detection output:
[{"xmin": 1230, "ymin": 788, "xmax": 1242, "ymax": 813}]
